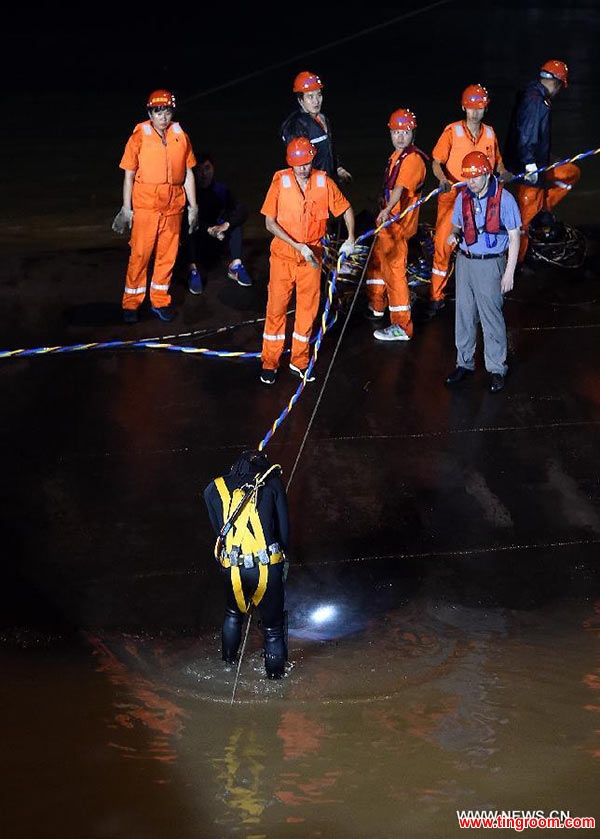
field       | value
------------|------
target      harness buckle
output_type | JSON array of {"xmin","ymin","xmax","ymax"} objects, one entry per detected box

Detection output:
[
  {"xmin": 229, "ymin": 546, "xmax": 241, "ymax": 566},
  {"xmin": 243, "ymin": 553, "xmax": 255, "ymax": 569},
  {"xmin": 257, "ymin": 549, "xmax": 270, "ymax": 566},
  {"xmin": 268, "ymin": 542, "xmax": 281, "ymax": 557}
]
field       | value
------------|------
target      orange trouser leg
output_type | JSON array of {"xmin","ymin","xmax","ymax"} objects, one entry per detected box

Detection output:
[
  {"xmin": 122, "ymin": 211, "xmax": 182, "ymax": 310},
  {"xmin": 262, "ymin": 257, "xmax": 294, "ymax": 370},
  {"xmin": 149, "ymin": 213, "xmax": 183, "ymax": 308},
  {"xmin": 290, "ymin": 261, "xmax": 321, "ymax": 369},
  {"xmin": 515, "ymin": 184, "xmax": 544, "ymax": 263},
  {"xmin": 122, "ymin": 209, "xmax": 160, "ymax": 310},
  {"xmin": 365, "ymin": 228, "xmax": 391, "ymax": 313},
  {"xmin": 544, "ymin": 162, "xmax": 581, "ymax": 212},
  {"xmin": 431, "ymin": 191, "xmax": 458, "ymax": 301},
  {"xmin": 386, "ymin": 233, "xmax": 412, "ymax": 337}
]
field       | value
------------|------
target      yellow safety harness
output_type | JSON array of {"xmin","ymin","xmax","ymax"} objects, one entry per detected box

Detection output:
[{"xmin": 213, "ymin": 464, "xmax": 283, "ymax": 613}]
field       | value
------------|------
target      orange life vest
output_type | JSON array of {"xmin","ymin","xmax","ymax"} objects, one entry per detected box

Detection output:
[
  {"xmin": 274, "ymin": 168, "xmax": 330, "ymax": 246},
  {"xmin": 133, "ymin": 121, "xmax": 190, "ymax": 185}
]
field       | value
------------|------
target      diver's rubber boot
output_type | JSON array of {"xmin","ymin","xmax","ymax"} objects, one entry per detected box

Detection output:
[
  {"xmin": 263, "ymin": 624, "xmax": 286, "ymax": 679},
  {"xmin": 222, "ymin": 608, "xmax": 243, "ymax": 665}
]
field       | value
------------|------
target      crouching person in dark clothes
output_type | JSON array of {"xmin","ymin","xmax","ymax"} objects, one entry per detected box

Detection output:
[
  {"xmin": 444, "ymin": 151, "xmax": 521, "ymax": 394},
  {"xmin": 203, "ymin": 449, "xmax": 289, "ymax": 679}
]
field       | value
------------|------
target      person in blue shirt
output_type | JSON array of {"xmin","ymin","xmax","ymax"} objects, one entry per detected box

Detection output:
[
  {"xmin": 444, "ymin": 152, "xmax": 521, "ymax": 394},
  {"xmin": 183, "ymin": 151, "xmax": 253, "ymax": 292}
]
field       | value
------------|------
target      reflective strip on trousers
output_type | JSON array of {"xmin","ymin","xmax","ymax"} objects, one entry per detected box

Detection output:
[{"xmin": 292, "ymin": 332, "xmax": 309, "ymax": 342}]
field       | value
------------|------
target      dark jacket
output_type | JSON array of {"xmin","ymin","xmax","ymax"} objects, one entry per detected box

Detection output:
[
  {"xmin": 203, "ymin": 451, "xmax": 289, "ymax": 551},
  {"xmin": 197, "ymin": 179, "xmax": 248, "ymax": 231},
  {"xmin": 281, "ymin": 109, "xmax": 340, "ymax": 180},
  {"xmin": 504, "ymin": 80, "xmax": 552, "ymax": 174}
]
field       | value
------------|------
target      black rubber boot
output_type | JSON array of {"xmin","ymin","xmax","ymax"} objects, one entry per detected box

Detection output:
[
  {"xmin": 263, "ymin": 624, "xmax": 286, "ymax": 679},
  {"xmin": 222, "ymin": 608, "xmax": 243, "ymax": 665}
]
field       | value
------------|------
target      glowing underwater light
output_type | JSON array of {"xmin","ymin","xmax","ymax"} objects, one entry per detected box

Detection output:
[{"xmin": 310, "ymin": 605, "xmax": 337, "ymax": 624}]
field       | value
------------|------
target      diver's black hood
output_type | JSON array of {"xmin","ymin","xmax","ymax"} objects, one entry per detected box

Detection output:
[{"xmin": 229, "ymin": 449, "xmax": 271, "ymax": 479}]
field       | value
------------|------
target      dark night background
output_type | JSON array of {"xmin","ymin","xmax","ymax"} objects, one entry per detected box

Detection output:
[{"xmin": 3, "ymin": 2, "xmax": 599, "ymax": 253}]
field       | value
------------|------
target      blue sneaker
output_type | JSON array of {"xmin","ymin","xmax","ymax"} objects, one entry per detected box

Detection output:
[
  {"xmin": 188, "ymin": 268, "xmax": 204, "ymax": 295},
  {"xmin": 151, "ymin": 305, "xmax": 176, "ymax": 323},
  {"xmin": 228, "ymin": 263, "xmax": 253, "ymax": 287}
]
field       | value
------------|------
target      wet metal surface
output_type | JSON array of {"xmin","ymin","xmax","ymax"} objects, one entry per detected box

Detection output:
[{"xmin": 2, "ymin": 4, "xmax": 600, "ymax": 837}]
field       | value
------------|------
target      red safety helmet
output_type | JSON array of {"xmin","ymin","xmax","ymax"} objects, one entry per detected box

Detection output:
[
  {"xmin": 540, "ymin": 59, "xmax": 568, "ymax": 88},
  {"xmin": 388, "ymin": 108, "xmax": 417, "ymax": 131},
  {"xmin": 461, "ymin": 83, "xmax": 490, "ymax": 109},
  {"xmin": 286, "ymin": 137, "xmax": 316, "ymax": 166},
  {"xmin": 461, "ymin": 151, "xmax": 492, "ymax": 178},
  {"xmin": 146, "ymin": 89, "xmax": 176, "ymax": 109},
  {"xmin": 293, "ymin": 71, "xmax": 323, "ymax": 93}
]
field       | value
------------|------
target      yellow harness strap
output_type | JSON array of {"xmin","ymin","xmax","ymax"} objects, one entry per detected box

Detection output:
[{"xmin": 214, "ymin": 477, "xmax": 270, "ymax": 613}]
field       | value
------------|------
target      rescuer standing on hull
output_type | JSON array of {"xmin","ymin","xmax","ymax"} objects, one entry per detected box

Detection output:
[
  {"xmin": 203, "ymin": 449, "xmax": 289, "ymax": 680},
  {"xmin": 444, "ymin": 152, "xmax": 521, "ymax": 394},
  {"xmin": 504, "ymin": 59, "xmax": 580, "ymax": 267},
  {"xmin": 113, "ymin": 90, "xmax": 198, "ymax": 324},
  {"xmin": 365, "ymin": 108, "xmax": 427, "ymax": 342},
  {"xmin": 259, "ymin": 137, "xmax": 355, "ymax": 385},
  {"xmin": 428, "ymin": 84, "xmax": 512, "ymax": 319}
]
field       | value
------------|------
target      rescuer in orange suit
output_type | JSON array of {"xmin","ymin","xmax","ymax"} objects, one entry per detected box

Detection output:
[
  {"xmin": 365, "ymin": 108, "xmax": 428, "ymax": 342},
  {"xmin": 113, "ymin": 90, "xmax": 199, "ymax": 324},
  {"xmin": 427, "ymin": 84, "xmax": 512, "ymax": 318},
  {"xmin": 504, "ymin": 59, "xmax": 579, "ymax": 266},
  {"xmin": 259, "ymin": 137, "xmax": 355, "ymax": 385}
]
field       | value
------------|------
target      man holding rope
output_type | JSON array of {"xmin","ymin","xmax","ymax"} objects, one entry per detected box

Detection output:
[
  {"xmin": 365, "ymin": 108, "xmax": 428, "ymax": 341},
  {"xmin": 504, "ymin": 59, "xmax": 580, "ymax": 267},
  {"xmin": 259, "ymin": 137, "xmax": 355, "ymax": 385}
]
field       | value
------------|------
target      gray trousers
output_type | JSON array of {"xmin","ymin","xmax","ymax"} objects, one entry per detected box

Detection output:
[{"xmin": 454, "ymin": 253, "xmax": 508, "ymax": 375}]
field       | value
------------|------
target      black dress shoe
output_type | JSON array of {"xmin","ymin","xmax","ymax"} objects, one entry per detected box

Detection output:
[
  {"xmin": 445, "ymin": 366, "xmax": 473, "ymax": 386},
  {"xmin": 489, "ymin": 373, "xmax": 505, "ymax": 393}
]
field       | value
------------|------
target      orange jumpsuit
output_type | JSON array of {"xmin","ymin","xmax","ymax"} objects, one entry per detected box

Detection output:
[
  {"xmin": 515, "ymin": 163, "xmax": 580, "ymax": 262},
  {"xmin": 366, "ymin": 148, "xmax": 426, "ymax": 337},
  {"xmin": 120, "ymin": 121, "xmax": 197, "ymax": 311},
  {"xmin": 431, "ymin": 121, "xmax": 503, "ymax": 302},
  {"xmin": 261, "ymin": 168, "xmax": 350, "ymax": 370}
]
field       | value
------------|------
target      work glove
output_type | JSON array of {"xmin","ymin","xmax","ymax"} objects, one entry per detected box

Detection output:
[
  {"xmin": 339, "ymin": 238, "xmax": 355, "ymax": 258},
  {"xmin": 439, "ymin": 179, "xmax": 452, "ymax": 193},
  {"xmin": 111, "ymin": 207, "xmax": 133, "ymax": 234},
  {"xmin": 299, "ymin": 244, "xmax": 319, "ymax": 269},
  {"xmin": 524, "ymin": 163, "xmax": 538, "ymax": 184},
  {"xmin": 188, "ymin": 205, "xmax": 199, "ymax": 234},
  {"xmin": 498, "ymin": 169, "xmax": 514, "ymax": 183}
]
